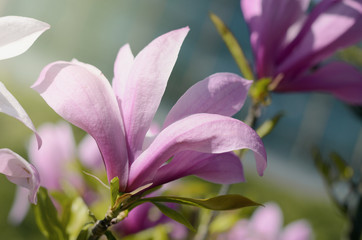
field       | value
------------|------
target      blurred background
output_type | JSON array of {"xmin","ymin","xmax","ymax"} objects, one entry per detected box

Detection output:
[{"xmin": 0, "ymin": 0, "xmax": 360, "ymax": 239}]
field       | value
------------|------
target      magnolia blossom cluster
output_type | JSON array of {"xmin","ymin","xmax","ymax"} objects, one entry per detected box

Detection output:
[{"xmin": 242, "ymin": 0, "xmax": 362, "ymax": 104}]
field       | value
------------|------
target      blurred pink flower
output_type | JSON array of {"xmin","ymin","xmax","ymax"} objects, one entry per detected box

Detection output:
[
  {"xmin": 241, "ymin": 0, "xmax": 362, "ymax": 104},
  {"xmin": 220, "ymin": 202, "xmax": 313, "ymax": 240},
  {"xmin": 32, "ymin": 27, "xmax": 267, "ymax": 193}
]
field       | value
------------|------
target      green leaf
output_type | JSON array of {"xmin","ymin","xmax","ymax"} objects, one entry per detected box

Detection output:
[
  {"xmin": 32, "ymin": 187, "xmax": 68, "ymax": 240},
  {"xmin": 256, "ymin": 112, "xmax": 283, "ymax": 138},
  {"xmin": 110, "ymin": 176, "xmax": 120, "ymax": 205},
  {"xmin": 330, "ymin": 152, "xmax": 354, "ymax": 180},
  {"xmin": 132, "ymin": 194, "xmax": 260, "ymax": 211},
  {"xmin": 209, "ymin": 12, "xmax": 254, "ymax": 80},
  {"xmin": 152, "ymin": 202, "xmax": 196, "ymax": 232},
  {"xmin": 338, "ymin": 46, "xmax": 362, "ymax": 67},
  {"xmin": 105, "ymin": 230, "xmax": 117, "ymax": 240},
  {"xmin": 65, "ymin": 197, "xmax": 92, "ymax": 240}
]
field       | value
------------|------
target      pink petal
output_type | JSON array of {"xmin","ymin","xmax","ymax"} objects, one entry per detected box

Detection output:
[
  {"xmin": 281, "ymin": 220, "xmax": 313, "ymax": 240},
  {"xmin": 32, "ymin": 61, "xmax": 129, "ymax": 190},
  {"xmin": 127, "ymin": 113, "xmax": 266, "ymax": 191},
  {"xmin": 121, "ymin": 27, "xmax": 189, "ymax": 161},
  {"xmin": 0, "ymin": 148, "xmax": 40, "ymax": 204},
  {"xmin": 275, "ymin": 62, "xmax": 362, "ymax": 104},
  {"xmin": 241, "ymin": 0, "xmax": 310, "ymax": 78},
  {"xmin": 112, "ymin": 44, "xmax": 135, "ymax": 101},
  {"xmin": 250, "ymin": 202, "xmax": 283, "ymax": 239},
  {"xmin": 8, "ymin": 187, "xmax": 30, "ymax": 225},
  {"xmin": 78, "ymin": 134, "xmax": 104, "ymax": 170},
  {"xmin": 277, "ymin": 0, "xmax": 362, "ymax": 76},
  {"xmin": 28, "ymin": 122, "xmax": 76, "ymax": 190},
  {"xmin": 153, "ymin": 151, "xmax": 245, "ymax": 187},
  {"xmin": 0, "ymin": 82, "xmax": 41, "ymax": 148},
  {"xmin": 0, "ymin": 16, "xmax": 49, "ymax": 60},
  {"xmin": 163, "ymin": 73, "xmax": 251, "ymax": 128}
]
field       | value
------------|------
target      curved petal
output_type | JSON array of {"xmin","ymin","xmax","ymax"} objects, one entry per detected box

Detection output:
[
  {"xmin": 112, "ymin": 44, "xmax": 134, "ymax": 101},
  {"xmin": 121, "ymin": 27, "xmax": 189, "ymax": 161},
  {"xmin": 281, "ymin": 220, "xmax": 313, "ymax": 240},
  {"xmin": 152, "ymin": 151, "xmax": 244, "ymax": 187},
  {"xmin": 32, "ymin": 61, "xmax": 129, "ymax": 190},
  {"xmin": 0, "ymin": 82, "xmax": 41, "ymax": 148},
  {"xmin": 275, "ymin": 62, "xmax": 362, "ymax": 104},
  {"xmin": 128, "ymin": 113, "xmax": 266, "ymax": 191},
  {"xmin": 8, "ymin": 186, "xmax": 30, "ymax": 225},
  {"xmin": 0, "ymin": 16, "xmax": 49, "ymax": 60},
  {"xmin": 0, "ymin": 148, "xmax": 40, "ymax": 204},
  {"xmin": 241, "ymin": 0, "xmax": 310, "ymax": 77},
  {"xmin": 163, "ymin": 73, "xmax": 251, "ymax": 128},
  {"xmin": 278, "ymin": 0, "xmax": 362, "ymax": 76},
  {"xmin": 28, "ymin": 122, "xmax": 76, "ymax": 190}
]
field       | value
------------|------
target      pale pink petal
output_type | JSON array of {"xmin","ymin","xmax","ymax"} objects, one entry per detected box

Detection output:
[
  {"xmin": 32, "ymin": 61, "xmax": 129, "ymax": 190},
  {"xmin": 277, "ymin": 0, "xmax": 362, "ymax": 76},
  {"xmin": 121, "ymin": 27, "xmax": 189, "ymax": 161},
  {"xmin": 280, "ymin": 220, "xmax": 313, "ymax": 240},
  {"xmin": 250, "ymin": 202, "xmax": 283, "ymax": 239},
  {"xmin": 112, "ymin": 44, "xmax": 134, "ymax": 101},
  {"xmin": 28, "ymin": 122, "xmax": 76, "ymax": 190},
  {"xmin": 163, "ymin": 73, "xmax": 251, "ymax": 128},
  {"xmin": 78, "ymin": 134, "xmax": 104, "ymax": 170},
  {"xmin": 0, "ymin": 82, "xmax": 41, "ymax": 147},
  {"xmin": 127, "ymin": 113, "xmax": 266, "ymax": 191},
  {"xmin": 8, "ymin": 187, "xmax": 30, "ymax": 225},
  {"xmin": 0, "ymin": 148, "xmax": 40, "ymax": 204},
  {"xmin": 241, "ymin": 0, "xmax": 310, "ymax": 77},
  {"xmin": 153, "ymin": 151, "xmax": 244, "ymax": 187},
  {"xmin": 275, "ymin": 62, "xmax": 362, "ymax": 104},
  {"xmin": 0, "ymin": 16, "xmax": 49, "ymax": 60}
]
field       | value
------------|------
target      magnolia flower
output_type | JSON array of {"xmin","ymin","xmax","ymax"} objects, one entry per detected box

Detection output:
[
  {"xmin": 241, "ymin": 0, "xmax": 362, "ymax": 104},
  {"xmin": 219, "ymin": 202, "xmax": 313, "ymax": 240},
  {"xmin": 33, "ymin": 27, "xmax": 267, "ymax": 193},
  {"xmin": 0, "ymin": 16, "xmax": 49, "ymax": 205}
]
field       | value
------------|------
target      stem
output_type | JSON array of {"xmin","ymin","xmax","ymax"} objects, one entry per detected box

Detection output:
[
  {"xmin": 349, "ymin": 196, "xmax": 362, "ymax": 240},
  {"xmin": 194, "ymin": 102, "xmax": 261, "ymax": 240}
]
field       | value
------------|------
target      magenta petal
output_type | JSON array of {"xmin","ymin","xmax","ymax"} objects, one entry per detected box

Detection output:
[
  {"xmin": 241, "ymin": 0, "xmax": 310, "ymax": 77},
  {"xmin": 0, "ymin": 149, "xmax": 40, "ymax": 204},
  {"xmin": 8, "ymin": 187, "xmax": 30, "ymax": 225},
  {"xmin": 78, "ymin": 134, "xmax": 104, "ymax": 170},
  {"xmin": 278, "ymin": 0, "xmax": 362, "ymax": 76},
  {"xmin": 275, "ymin": 62, "xmax": 362, "ymax": 104},
  {"xmin": 0, "ymin": 82, "xmax": 42, "ymax": 148},
  {"xmin": 113, "ymin": 44, "xmax": 135, "ymax": 102},
  {"xmin": 32, "ymin": 61, "xmax": 129, "ymax": 190},
  {"xmin": 153, "ymin": 151, "xmax": 244, "ymax": 187},
  {"xmin": 121, "ymin": 27, "xmax": 189, "ymax": 161},
  {"xmin": 163, "ymin": 73, "xmax": 251, "ymax": 128},
  {"xmin": 128, "ymin": 113, "xmax": 266, "ymax": 191}
]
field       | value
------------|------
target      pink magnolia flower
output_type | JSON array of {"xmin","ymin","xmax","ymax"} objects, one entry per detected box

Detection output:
[
  {"xmin": 241, "ymin": 0, "xmax": 362, "ymax": 104},
  {"xmin": 0, "ymin": 16, "xmax": 49, "ymax": 205},
  {"xmin": 219, "ymin": 202, "xmax": 313, "ymax": 240},
  {"xmin": 32, "ymin": 27, "xmax": 267, "ymax": 193}
]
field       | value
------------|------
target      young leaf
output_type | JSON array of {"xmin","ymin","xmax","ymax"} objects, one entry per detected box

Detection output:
[
  {"xmin": 209, "ymin": 12, "xmax": 254, "ymax": 80},
  {"xmin": 32, "ymin": 187, "xmax": 68, "ymax": 240},
  {"xmin": 256, "ymin": 112, "xmax": 283, "ymax": 138},
  {"xmin": 330, "ymin": 152, "xmax": 354, "ymax": 180},
  {"xmin": 110, "ymin": 176, "xmax": 120, "ymax": 205},
  {"xmin": 152, "ymin": 202, "xmax": 196, "ymax": 232},
  {"xmin": 65, "ymin": 197, "xmax": 91, "ymax": 240},
  {"xmin": 132, "ymin": 194, "xmax": 260, "ymax": 211}
]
